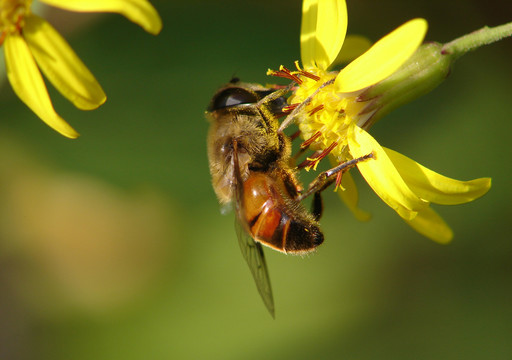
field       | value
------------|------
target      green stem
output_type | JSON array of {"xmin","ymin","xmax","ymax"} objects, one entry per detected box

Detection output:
[{"xmin": 442, "ymin": 22, "xmax": 512, "ymax": 60}]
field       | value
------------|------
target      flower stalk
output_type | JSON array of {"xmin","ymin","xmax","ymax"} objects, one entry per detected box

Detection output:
[{"xmin": 442, "ymin": 22, "xmax": 512, "ymax": 60}]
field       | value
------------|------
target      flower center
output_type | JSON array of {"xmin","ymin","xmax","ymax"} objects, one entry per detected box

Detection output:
[
  {"xmin": 269, "ymin": 62, "xmax": 367, "ymax": 166},
  {"xmin": 0, "ymin": 0, "xmax": 31, "ymax": 42}
]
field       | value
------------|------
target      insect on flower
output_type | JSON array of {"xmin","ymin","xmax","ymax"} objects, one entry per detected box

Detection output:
[
  {"xmin": 206, "ymin": 78, "xmax": 374, "ymax": 316},
  {"xmin": 206, "ymin": 0, "xmax": 502, "ymax": 316},
  {"xmin": 267, "ymin": 0, "xmax": 491, "ymax": 244}
]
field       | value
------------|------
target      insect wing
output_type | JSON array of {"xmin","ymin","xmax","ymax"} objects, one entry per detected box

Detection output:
[
  {"xmin": 231, "ymin": 139, "xmax": 275, "ymax": 317},
  {"xmin": 235, "ymin": 218, "xmax": 275, "ymax": 318}
]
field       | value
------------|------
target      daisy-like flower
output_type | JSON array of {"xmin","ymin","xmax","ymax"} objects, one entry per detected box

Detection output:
[
  {"xmin": 1, "ymin": 0, "xmax": 162, "ymax": 138},
  {"xmin": 269, "ymin": 0, "xmax": 491, "ymax": 243}
]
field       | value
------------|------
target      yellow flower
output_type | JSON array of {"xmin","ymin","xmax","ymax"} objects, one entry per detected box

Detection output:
[
  {"xmin": 1, "ymin": 0, "xmax": 162, "ymax": 138},
  {"xmin": 271, "ymin": 0, "xmax": 491, "ymax": 243}
]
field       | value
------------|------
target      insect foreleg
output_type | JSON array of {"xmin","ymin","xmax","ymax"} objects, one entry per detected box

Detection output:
[{"xmin": 298, "ymin": 152, "xmax": 375, "ymax": 203}]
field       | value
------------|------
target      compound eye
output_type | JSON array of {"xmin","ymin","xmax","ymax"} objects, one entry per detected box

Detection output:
[{"xmin": 209, "ymin": 87, "xmax": 258, "ymax": 110}]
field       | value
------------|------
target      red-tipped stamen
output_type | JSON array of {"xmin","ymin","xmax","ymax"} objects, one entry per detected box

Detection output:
[
  {"xmin": 290, "ymin": 130, "xmax": 301, "ymax": 141},
  {"xmin": 299, "ymin": 70, "xmax": 321, "ymax": 81},
  {"xmin": 297, "ymin": 159, "xmax": 309, "ymax": 169},
  {"xmin": 267, "ymin": 65, "xmax": 302, "ymax": 84},
  {"xmin": 314, "ymin": 141, "xmax": 338, "ymax": 162},
  {"xmin": 308, "ymin": 104, "xmax": 324, "ymax": 116},
  {"xmin": 305, "ymin": 141, "xmax": 338, "ymax": 170},
  {"xmin": 300, "ymin": 131, "xmax": 322, "ymax": 149},
  {"xmin": 298, "ymin": 150, "xmax": 321, "ymax": 169},
  {"xmin": 335, "ymin": 171, "xmax": 343, "ymax": 190},
  {"xmin": 269, "ymin": 84, "xmax": 288, "ymax": 89},
  {"xmin": 15, "ymin": 15, "xmax": 24, "ymax": 33},
  {"xmin": 294, "ymin": 60, "xmax": 321, "ymax": 81},
  {"xmin": 282, "ymin": 103, "xmax": 299, "ymax": 113}
]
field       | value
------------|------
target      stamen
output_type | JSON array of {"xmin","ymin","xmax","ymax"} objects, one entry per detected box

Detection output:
[
  {"xmin": 267, "ymin": 65, "xmax": 302, "ymax": 84},
  {"xmin": 15, "ymin": 14, "xmax": 24, "ymax": 33},
  {"xmin": 300, "ymin": 131, "xmax": 322, "ymax": 149},
  {"xmin": 297, "ymin": 151, "xmax": 321, "ymax": 169},
  {"xmin": 334, "ymin": 171, "xmax": 343, "ymax": 190},
  {"xmin": 308, "ymin": 104, "xmax": 324, "ymax": 116},
  {"xmin": 315, "ymin": 141, "xmax": 338, "ymax": 161},
  {"xmin": 294, "ymin": 61, "xmax": 321, "ymax": 81},
  {"xmin": 304, "ymin": 141, "xmax": 338, "ymax": 171},
  {"xmin": 300, "ymin": 71, "xmax": 321, "ymax": 81},
  {"xmin": 290, "ymin": 130, "xmax": 301, "ymax": 141},
  {"xmin": 269, "ymin": 84, "xmax": 288, "ymax": 89},
  {"xmin": 282, "ymin": 103, "xmax": 299, "ymax": 113}
]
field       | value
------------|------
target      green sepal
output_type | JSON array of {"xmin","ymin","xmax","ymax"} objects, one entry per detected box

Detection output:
[{"xmin": 357, "ymin": 42, "xmax": 453, "ymax": 128}]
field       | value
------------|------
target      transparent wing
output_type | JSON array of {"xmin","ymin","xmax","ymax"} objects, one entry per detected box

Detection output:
[
  {"xmin": 231, "ymin": 139, "xmax": 275, "ymax": 318},
  {"xmin": 235, "ymin": 218, "xmax": 275, "ymax": 318}
]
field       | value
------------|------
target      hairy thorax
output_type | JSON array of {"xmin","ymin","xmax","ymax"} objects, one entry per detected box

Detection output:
[{"xmin": 207, "ymin": 106, "xmax": 283, "ymax": 204}]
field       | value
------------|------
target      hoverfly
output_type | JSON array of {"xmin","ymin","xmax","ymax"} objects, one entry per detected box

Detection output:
[{"xmin": 206, "ymin": 78, "xmax": 372, "ymax": 316}]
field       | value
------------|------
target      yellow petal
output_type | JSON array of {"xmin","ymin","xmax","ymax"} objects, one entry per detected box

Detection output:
[
  {"xmin": 4, "ymin": 34, "xmax": 79, "ymax": 138},
  {"xmin": 24, "ymin": 15, "xmax": 106, "ymax": 111},
  {"xmin": 336, "ymin": 170, "xmax": 371, "ymax": 221},
  {"xmin": 404, "ymin": 207, "xmax": 453, "ymax": 244},
  {"xmin": 348, "ymin": 125, "xmax": 427, "ymax": 220},
  {"xmin": 38, "ymin": 0, "xmax": 162, "ymax": 35},
  {"xmin": 384, "ymin": 147, "xmax": 492, "ymax": 205},
  {"xmin": 336, "ymin": 18, "xmax": 427, "ymax": 93},
  {"xmin": 301, "ymin": 0, "xmax": 347, "ymax": 70}
]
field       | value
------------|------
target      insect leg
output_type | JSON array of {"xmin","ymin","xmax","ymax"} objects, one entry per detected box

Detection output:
[
  {"xmin": 298, "ymin": 152, "xmax": 375, "ymax": 203},
  {"xmin": 258, "ymin": 82, "xmax": 295, "ymax": 107},
  {"xmin": 278, "ymin": 78, "xmax": 335, "ymax": 132},
  {"xmin": 311, "ymin": 190, "xmax": 325, "ymax": 221},
  {"xmin": 310, "ymin": 172, "xmax": 340, "ymax": 221}
]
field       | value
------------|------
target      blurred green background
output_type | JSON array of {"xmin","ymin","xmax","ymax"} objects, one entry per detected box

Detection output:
[{"xmin": 0, "ymin": 1, "xmax": 511, "ymax": 359}]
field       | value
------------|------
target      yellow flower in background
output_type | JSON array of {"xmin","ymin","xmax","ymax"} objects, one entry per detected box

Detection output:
[
  {"xmin": 0, "ymin": 0, "xmax": 162, "ymax": 138},
  {"xmin": 270, "ymin": 0, "xmax": 491, "ymax": 243}
]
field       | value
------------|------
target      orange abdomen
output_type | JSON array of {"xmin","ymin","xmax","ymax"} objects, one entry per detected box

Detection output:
[{"xmin": 242, "ymin": 172, "xmax": 323, "ymax": 253}]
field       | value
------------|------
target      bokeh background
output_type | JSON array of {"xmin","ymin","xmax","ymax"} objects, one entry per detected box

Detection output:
[{"xmin": 0, "ymin": 1, "xmax": 511, "ymax": 359}]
